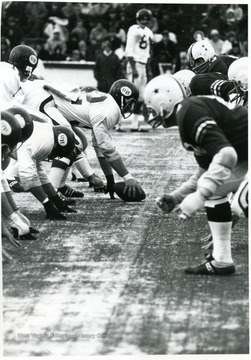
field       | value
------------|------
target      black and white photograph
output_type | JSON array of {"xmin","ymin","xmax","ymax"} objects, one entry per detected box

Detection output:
[{"xmin": 0, "ymin": 0, "xmax": 249, "ymax": 357}]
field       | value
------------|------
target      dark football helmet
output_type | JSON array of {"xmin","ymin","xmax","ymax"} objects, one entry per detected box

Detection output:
[
  {"xmin": 6, "ymin": 106, "xmax": 34, "ymax": 143},
  {"xmin": 9, "ymin": 45, "xmax": 38, "ymax": 80},
  {"xmin": 136, "ymin": 8, "xmax": 152, "ymax": 26},
  {"xmin": 109, "ymin": 79, "xmax": 139, "ymax": 118},
  {"xmin": 51, "ymin": 126, "xmax": 76, "ymax": 159},
  {"xmin": 1, "ymin": 110, "xmax": 22, "ymax": 148}
]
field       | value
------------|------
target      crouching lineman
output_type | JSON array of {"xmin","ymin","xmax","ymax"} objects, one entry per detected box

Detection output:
[
  {"xmin": 5, "ymin": 106, "xmax": 77, "ymax": 220},
  {"xmin": 22, "ymin": 79, "xmax": 144, "ymax": 199},
  {"xmin": 144, "ymin": 74, "xmax": 247, "ymax": 275},
  {"xmin": 1, "ymin": 110, "xmax": 38, "ymax": 260}
]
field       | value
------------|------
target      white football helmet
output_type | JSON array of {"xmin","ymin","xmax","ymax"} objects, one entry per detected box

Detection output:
[
  {"xmin": 173, "ymin": 69, "xmax": 195, "ymax": 97},
  {"xmin": 187, "ymin": 40, "xmax": 216, "ymax": 74},
  {"xmin": 143, "ymin": 74, "xmax": 185, "ymax": 128},
  {"xmin": 227, "ymin": 57, "xmax": 248, "ymax": 106}
]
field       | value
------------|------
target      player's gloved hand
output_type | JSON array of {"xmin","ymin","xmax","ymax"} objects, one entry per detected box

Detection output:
[
  {"xmin": 155, "ymin": 194, "xmax": 177, "ymax": 213},
  {"xmin": 6, "ymin": 212, "xmax": 30, "ymax": 238},
  {"xmin": 105, "ymin": 175, "xmax": 115, "ymax": 199},
  {"xmin": 124, "ymin": 178, "xmax": 143, "ymax": 198},
  {"xmin": 178, "ymin": 190, "xmax": 206, "ymax": 220},
  {"xmin": 15, "ymin": 209, "xmax": 40, "ymax": 234},
  {"xmin": 88, "ymin": 173, "xmax": 106, "ymax": 193},
  {"xmin": 50, "ymin": 194, "xmax": 77, "ymax": 213},
  {"xmin": 43, "ymin": 200, "xmax": 67, "ymax": 220}
]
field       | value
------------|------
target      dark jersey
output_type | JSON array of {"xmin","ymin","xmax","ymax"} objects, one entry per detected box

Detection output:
[
  {"xmin": 190, "ymin": 72, "xmax": 235, "ymax": 101},
  {"xmin": 177, "ymin": 96, "xmax": 248, "ymax": 168},
  {"xmin": 208, "ymin": 55, "xmax": 237, "ymax": 75}
]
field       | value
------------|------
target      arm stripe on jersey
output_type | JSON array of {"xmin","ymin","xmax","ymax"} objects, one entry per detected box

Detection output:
[
  {"xmin": 210, "ymin": 80, "xmax": 226, "ymax": 97},
  {"xmin": 39, "ymin": 95, "xmax": 58, "ymax": 125},
  {"xmin": 195, "ymin": 119, "xmax": 217, "ymax": 143}
]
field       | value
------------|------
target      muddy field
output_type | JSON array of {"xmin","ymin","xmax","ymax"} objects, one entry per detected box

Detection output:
[{"xmin": 2, "ymin": 125, "xmax": 249, "ymax": 357}]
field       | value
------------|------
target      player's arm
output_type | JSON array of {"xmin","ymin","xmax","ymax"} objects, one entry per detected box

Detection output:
[
  {"xmin": 178, "ymin": 116, "xmax": 238, "ymax": 218},
  {"xmin": 92, "ymin": 125, "xmax": 143, "ymax": 198}
]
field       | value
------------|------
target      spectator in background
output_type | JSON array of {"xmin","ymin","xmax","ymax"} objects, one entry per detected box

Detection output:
[
  {"xmin": 71, "ymin": 19, "xmax": 88, "ymax": 43},
  {"xmin": 119, "ymin": 10, "xmax": 131, "ymax": 33},
  {"xmin": 78, "ymin": 40, "xmax": 87, "ymax": 60},
  {"xmin": 153, "ymin": 30, "xmax": 178, "ymax": 73},
  {"xmin": 229, "ymin": 41, "xmax": 242, "ymax": 58},
  {"xmin": 66, "ymin": 49, "xmax": 81, "ymax": 62},
  {"xmin": 1, "ymin": 37, "xmax": 11, "ymax": 62},
  {"xmin": 89, "ymin": 22, "xmax": 108, "ymax": 60},
  {"xmin": 94, "ymin": 39, "xmax": 124, "ymax": 93},
  {"xmin": 25, "ymin": 2, "xmax": 48, "ymax": 38},
  {"xmin": 209, "ymin": 29, "xmax": 223, "ymax": 55},
  {"xmin": 221, "ymin": 31, "xmax": 236, "ymax": 55},
  {"xmin": 2, "ymin": 16, "xmax": 23, "ymax": 47},
  {"xmin": 44, "ymin": 28, "xmax": 67, "ymax": 60}
]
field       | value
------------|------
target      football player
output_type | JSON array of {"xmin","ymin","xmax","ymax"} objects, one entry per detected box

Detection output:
[
  {"xmin": 187, "ymin": 39, "xmax": 237, "ymax": 75},
  {"xmin": 21, "ymin": 79, "xmax": 144, "ymax": 199},
  {"xmin": 4, "ymin": 106, "xmax": 77, "ymax": 220},
  {"xmin": 125, "ymin": 8, "xmax": 153, "ymax": 132},
  {"xmin": 1, "ymin": 109, "xmax": 39, "ymax": 249},
  {"xmin": 144, "ymin": 74, "xmax": 247, "ymax": 275}
]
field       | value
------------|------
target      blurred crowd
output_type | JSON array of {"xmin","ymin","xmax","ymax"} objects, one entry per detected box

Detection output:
[{"xmin": 1, "ymin": 3, "xmax": 248, "ymax": 74}]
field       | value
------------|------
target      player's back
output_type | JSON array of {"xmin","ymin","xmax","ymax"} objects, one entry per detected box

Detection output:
[
  {"xmin": 209, "ymin": 55, "xmax": 237, "ymax": 75},
  {"xmin": 178, "ymin": 95, "xmax": 247, "ymax": 160},
  {"xmin": 54, "ymin": 90, "xmax": 121, "ymax": 129}
]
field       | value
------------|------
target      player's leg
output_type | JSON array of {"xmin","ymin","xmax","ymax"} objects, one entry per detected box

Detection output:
[{"xmin": 185, "ymin": 160, "xmax": 247, "ymax": 275}]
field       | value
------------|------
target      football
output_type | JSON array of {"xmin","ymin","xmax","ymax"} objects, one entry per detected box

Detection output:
[{"xmin": 113, "ymin": 181, "xmax": 146, "ymax": 202}]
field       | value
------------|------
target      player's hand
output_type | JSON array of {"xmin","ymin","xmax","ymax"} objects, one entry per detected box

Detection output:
[
  {"xmin": 50, "ymin": 194, "xmax": 77, "ymax": 213},
  {"xmin": 124, "ymin": 178, "xmax": 143, "ymax": 198},
  {"xmin": 105, "ymin": 175, "xmax": 115, "ymax": 199},
  {"xmin": 88, "ymin": 174, "xmax": 106, "ymax": 193},
  {"xmin": 155, "ymin": 194, "xmax": 177, "ymax": 213},
  {"xmin": 178, "ymin": 191, "xmax": 206, "ymax": 220},
  {"xmin": 6, "ymin": 212, "xmax": 30, "ymax": 237},
  {"xmin": 15, "ymin": 210, "xmax": 40, "ymax": 234},
  {"xmin": 2, "ymin": 248, "xmax": 13, "ymax": 262},
  {"xmin": 132, "ymin": 68, "xmax": 139, "ymax": 79},
  {"xmin": 43, "ymin": 200, "xmax": 67, "ymax": 220},
  {"xmin": 2, "ymin": 224, "xmax": 21, "ymax": 248}
]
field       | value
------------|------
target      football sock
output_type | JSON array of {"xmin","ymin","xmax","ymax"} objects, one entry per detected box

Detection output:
[
  {"xmin": 205, "ymin": 199, "xmax": 233, "ymax": 265},
  {"xmin": 49, "ymin": 158, "xmax": 70, "ymax": 191}
]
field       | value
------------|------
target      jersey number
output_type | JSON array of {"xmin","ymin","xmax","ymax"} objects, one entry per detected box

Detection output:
[{"xmin": 139, "ymin": 35, "xmax": 148, "ymax": 49}]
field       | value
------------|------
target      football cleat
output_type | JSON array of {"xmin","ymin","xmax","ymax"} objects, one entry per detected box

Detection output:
[
  {"xmin": 58, "ymin": 185, "xmax": 84, "ymax": 198},
  {"xmin": 184, "ymin": 257, "xmax": 235, "ymax": 275},
  {"xmin": 57, "ymin": 192, "xmax": 76, "ymax": 205}
]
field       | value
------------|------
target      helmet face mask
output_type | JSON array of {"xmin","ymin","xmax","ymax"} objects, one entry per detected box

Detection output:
[
  {"xmin": 144, "ymin": 74, "xmax": 185, "ymax": 128},
  {"xmin": 109, "ymin": 80, "xmax": 139, "ymax": 119},
  {"xmin": 187, "ymin": 40, "xmax": 215, "ymax": 74},
  {"xmin": 9, "ymin": 45, "xmax": 38, "ymax": 81},
  {"xmin": 227, "ymin": 57, "xmax": 248, "ymax": 106}
]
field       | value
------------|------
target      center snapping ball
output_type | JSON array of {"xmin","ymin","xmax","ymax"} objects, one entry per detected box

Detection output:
[{"xmin": 113, "ymin": 181, "xmax": 146, "ymax": 202}]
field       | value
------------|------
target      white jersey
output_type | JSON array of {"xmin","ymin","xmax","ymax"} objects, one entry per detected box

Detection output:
[
  {"xmin": 17, "ymin": 121, "xmax": 54, "ymax": 190},
  {"xmin": 125, "ymin": 24, "xmax": 153, "ymax": 64},
  {"xmin": 22, "ymin": 81, "xmax": 122, "ymax": 162},
  {"xmin": 0, "ymin": 62, "xmax": 23, "ymax": 109}
]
